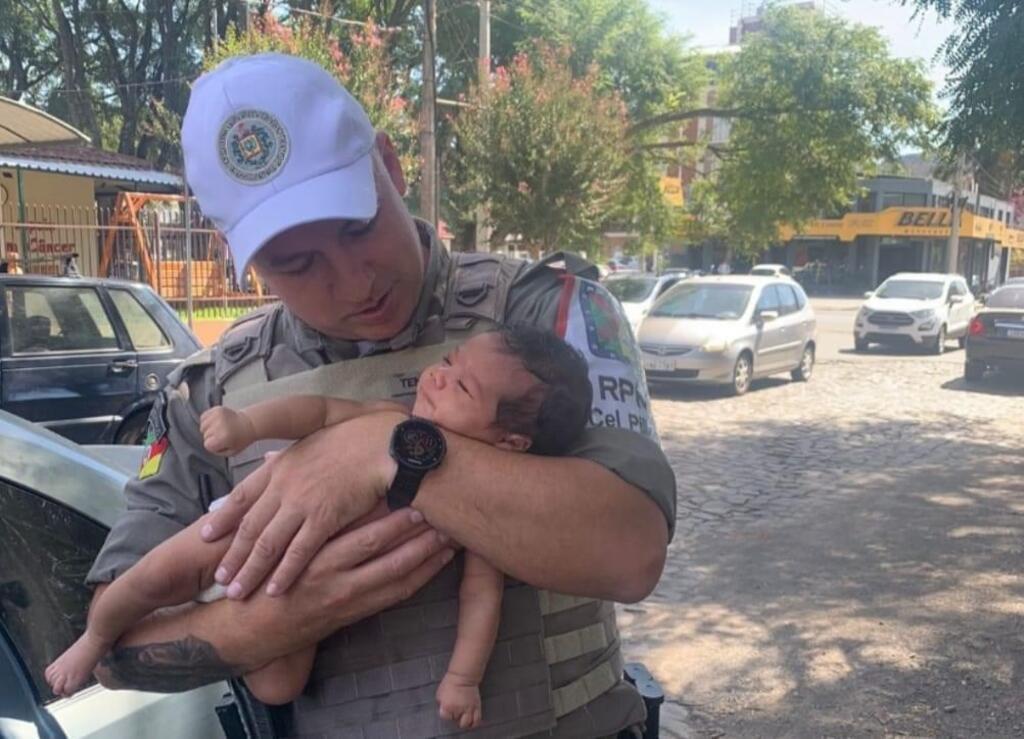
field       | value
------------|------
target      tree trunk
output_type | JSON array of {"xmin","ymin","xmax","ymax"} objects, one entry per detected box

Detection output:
[{"xmin": 50, "ymin": 0, "xmax": 101, "ymax": 144}]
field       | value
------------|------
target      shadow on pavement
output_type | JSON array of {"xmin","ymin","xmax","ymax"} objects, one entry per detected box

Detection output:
[
  {"xmin": 942, "ymin": 373, "xmax": 1024, "ymax": 397},
  {"xmin": 624, "ymin": 416, "xmax": 1024, "ymax": 738}
]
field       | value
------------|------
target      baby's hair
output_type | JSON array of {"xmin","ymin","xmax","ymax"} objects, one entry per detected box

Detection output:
[{"xmin": 493, "ymin": 326, "xmax": 592, "ymax": 455}]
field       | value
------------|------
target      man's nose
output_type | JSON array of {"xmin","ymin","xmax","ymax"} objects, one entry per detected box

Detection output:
[
  {"xmin": 324, "ymin": 244, "xmax": 375, "ymax": 302},
  {"xmin": 432, "ymin": 366, "xmax": 448, "ymax": 389}
]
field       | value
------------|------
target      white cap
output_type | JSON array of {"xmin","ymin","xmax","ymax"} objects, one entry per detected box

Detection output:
[{"xmin": 182, "ymin": 53, "xmax": 378, "ymax": 278}]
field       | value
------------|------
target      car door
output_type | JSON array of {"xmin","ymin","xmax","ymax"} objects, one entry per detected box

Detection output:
[
  {"xmin": 773, "ymin": 282, "xmax": 805, "ymax": 366},
  {"xmin": 1, "ymin": 283, "xmax": 138, "ymax": 443},
  {"xmin": 106, "ymin": 287, "xmax": 180, "ymax": 395},
  {"xmin": 0, "ymin": 477, "xmax": 228, "ymax": 739},
  {"xmin": 752, "ymin": 284, "xmax": 788, "ymax": 373},
  {"xmin": 954, "ymin": 279, "xmax": 974, "ymax": 333}
]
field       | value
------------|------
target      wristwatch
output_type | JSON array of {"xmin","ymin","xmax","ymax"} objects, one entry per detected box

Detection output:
[{"xmin": 386, "ymin": 417, "xmax": 447, "ymax": 510}]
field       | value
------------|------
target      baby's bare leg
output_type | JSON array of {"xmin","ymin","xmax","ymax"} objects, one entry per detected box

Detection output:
[
  {"xmin": 45, "ymin": 514, "xmax": 231, "ymax": 697},
  {"xmin": 437, "ymin": 552, "xmax": 504, "ymax": 730},
  {"xmin": 243, "ymin": 646, "xmax": 317, "ymax": 705}
]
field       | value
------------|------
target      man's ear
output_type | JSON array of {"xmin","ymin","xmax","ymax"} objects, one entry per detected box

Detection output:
[
  {"xmin": 375, "ymin": 132, "xmax": 407, "ymax": 196},
  {"xmin": 495, "ymin": 433, "xmax": 532, "ymax": 453}
]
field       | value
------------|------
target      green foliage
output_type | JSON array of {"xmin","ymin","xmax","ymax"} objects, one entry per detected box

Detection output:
[
  {"xmin": 449, "ymin": 45, "xmax": 629, "ymax": 256},
  {"xmin": 901, "ymin": 0, "xmax": 1023, "ymax": 155},
  {"xmin": 205, "ymin": 13, "xmax": 418, "ymax": 180},
  {"xmin": 705, "ymin": 6, "xmax": 936, "ymax": 254}
]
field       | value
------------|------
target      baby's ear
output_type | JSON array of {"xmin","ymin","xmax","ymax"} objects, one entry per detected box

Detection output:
[{"xmin": 495, "ymin": 433, "xmax": 532, "ymax": 453}]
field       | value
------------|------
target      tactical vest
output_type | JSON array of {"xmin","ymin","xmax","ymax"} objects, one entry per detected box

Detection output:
[{"xmin": 206, "ymin": 251, "xmax": 645, "ymax": 738}]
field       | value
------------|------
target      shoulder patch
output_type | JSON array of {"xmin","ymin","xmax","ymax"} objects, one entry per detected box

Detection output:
[{"xmin": 558, "ymin": 277, "xmax": 657, "ymax": 440}]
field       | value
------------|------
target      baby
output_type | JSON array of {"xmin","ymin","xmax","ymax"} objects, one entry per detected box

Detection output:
[{"xmin": 47, "ymin": 326, "xmax": 591, "ymax": 730}]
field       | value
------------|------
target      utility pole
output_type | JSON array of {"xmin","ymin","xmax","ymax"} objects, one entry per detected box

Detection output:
[
  {"xmin": 475, "ymin": 0, "xmax": 492, "ymax": 252},
  {"xmin": 946, "ymin": 150, "xmax": 966, "ymax": 274},
  {"xmin": 420, "ymin": 0, "xmax": 438, "ymax": 227}
]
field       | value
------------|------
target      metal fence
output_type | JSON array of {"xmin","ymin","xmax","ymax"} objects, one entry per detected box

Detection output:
[{"xmin": 0, "ymin": 197, "xmax": 277, "ymax": 323}]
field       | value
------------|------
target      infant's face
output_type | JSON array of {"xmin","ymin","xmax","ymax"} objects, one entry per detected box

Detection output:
[{"xmin": 412, "ymin": 333, "xmax": 537, "ymax": 444}]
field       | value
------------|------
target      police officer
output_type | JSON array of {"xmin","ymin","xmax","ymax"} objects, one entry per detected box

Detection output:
[{"xmin": 87, "ymin": 53, "xmax": 676, "ymax": 738}]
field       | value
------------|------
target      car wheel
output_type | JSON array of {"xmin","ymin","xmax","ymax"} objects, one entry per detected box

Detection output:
[
  {"xmin": 731, "ymin": 353, "xmax": 753, "ymax": 396},
  {"xmin": 115, "ymin": 410, "xmax": 150, "ymax": 445},
  {"xmin": 854, "ymin": 336, "xmax": 869, "ymax": 352},
  {"xmin": 792, "ymin": 344, "xmax": 814, "ymax": 382},
  {"xmin": 964, "ymin": 359, "xmax": 985, "ymax": 382},
  {"xmin": 930, "ymin": 325, "xmax": 946, "ymax": 355}
]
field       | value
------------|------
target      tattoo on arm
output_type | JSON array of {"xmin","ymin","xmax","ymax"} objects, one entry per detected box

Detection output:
[{"xmin": 97, "ymin": 636, "xmax": 244, "ymax": 692}]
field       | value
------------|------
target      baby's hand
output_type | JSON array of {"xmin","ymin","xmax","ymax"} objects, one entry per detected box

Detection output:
[
  {"xmin": 201, "ymin": 406, "xmax": 255, "ymax": 456},
  {"xmin": 437, "ymin": 673, "xmax": 483, "ymax": 730}
]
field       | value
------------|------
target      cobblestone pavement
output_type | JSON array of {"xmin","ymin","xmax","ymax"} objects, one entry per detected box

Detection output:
[{"xmin": 620, "ymin": 300, "xmax": 1024, "ymax": 738}]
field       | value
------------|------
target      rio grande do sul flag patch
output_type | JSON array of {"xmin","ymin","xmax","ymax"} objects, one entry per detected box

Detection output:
[{"xmin": 138, "ymin": 436, "xmax": 169, "ymax": 480}]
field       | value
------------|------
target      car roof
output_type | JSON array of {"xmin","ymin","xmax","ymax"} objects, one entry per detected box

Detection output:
[
  {"xmin": 0, "ymin": 274, "xmax": 151, "ymax": 291},
  {"xmin": 752, "ymin": 263, "xmax": 786, "ymax": 269},
  {"xmin": 691, "ymin": 275, "xmax": 783, "ymax": 286},
  {"xmin": 884, "ymin": 272, "xmax": 954, "ymax": 283},
  {"xmin": 0, "ymin": 411, "xmax": 130, "ymax": 527}
]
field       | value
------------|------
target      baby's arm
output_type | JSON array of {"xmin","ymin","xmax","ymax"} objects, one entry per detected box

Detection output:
[
  {"xmin": 202, "ymin": 396, "xmax": 405, "ymax": 456},
  {"xmin": 437, "ymin": 552, "xmax": 504, "ymax": 729},
  {"xmin": 46, "ymin": 515, "xmax": 232, "ymax": 697}
]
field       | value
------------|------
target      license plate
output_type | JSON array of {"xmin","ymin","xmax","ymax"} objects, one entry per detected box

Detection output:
[
  {"xmin": 644, "ymin": 358, "xmax": 675, "ymax": 371},
  {"xmin": 1007, "ymin": 328, "xmax": 1024, "ymax": 340}
]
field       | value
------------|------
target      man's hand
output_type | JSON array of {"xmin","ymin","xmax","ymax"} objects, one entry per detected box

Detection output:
[
  {"xmin": 201, "ymin": 406, "xmax": 257, "ymax": 457},
  {"xmin": 200, "ymin": 411, "xmax": 404, "ymax": 600}
]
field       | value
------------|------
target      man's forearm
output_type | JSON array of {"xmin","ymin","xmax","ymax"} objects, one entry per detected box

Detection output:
[
  {"xmin": 413, "ymin": 434, "xmax": 668, "ymax": 603},
  {"xmin": 93, "ymin": 596, "xmax": 280, "ymax": 691}
]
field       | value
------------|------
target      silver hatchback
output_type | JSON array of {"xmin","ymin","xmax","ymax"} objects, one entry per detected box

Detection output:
[{"xmin": 637, "ymin": 276, "xmax": 817, "ymax": 395}]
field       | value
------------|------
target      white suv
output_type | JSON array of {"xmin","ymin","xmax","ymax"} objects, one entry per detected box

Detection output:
[{"xmin": 854, "ymin": 273, "xmax": 974, "ymax": 354}]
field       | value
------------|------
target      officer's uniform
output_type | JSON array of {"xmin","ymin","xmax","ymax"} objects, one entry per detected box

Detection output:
[{"xmin": 87, "ymin": 222, "xmax": 677, "ymax": 738}]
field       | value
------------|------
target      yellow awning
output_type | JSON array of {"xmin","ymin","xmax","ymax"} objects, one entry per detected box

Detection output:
[{"xmin": 781, "ymin": 207, "xmax": 1024, "ymax": 250}]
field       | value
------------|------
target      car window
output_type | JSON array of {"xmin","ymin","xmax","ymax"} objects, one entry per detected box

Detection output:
[
  {"xmin": 656, "ymin": 278, "xmax": 679, "ymax": 296},
  {"xmin": 987, "ymin": 286, "xmax": 1024, "ymax": 309},
  {"xmin": 755, "ymin": 284, "xmax": 781, "ymax": 313},
  {"xmin": 651, "ymin": 283, "xmax": 754, "ymax": 320},
  {"xmin": 876, "ymin": 280, "xmax": 944, "ymax": 300},
  {"xmin": 0, "ymin": 479, "xmax": 107, "ymax": 701},
  {"xmin": 604, "ymin": 276, "xmax": 657, "ymax": 303},
  {"xmin": 776, "ymin": 284, "xmax": 799, "ymax": 315},
  {"xmin": 109, "ymin": 289, "xmax": 171, "ymax": 350},
  {"xmin": 948, "ymin": 281, "xmax": 965, "ymax": 297},
  {"xmin": 790, "ymin": 284, "xmax": 808, "ymax": 309},
  {"xmin": 7, "ymin": 286, "xmax": 119, "ymax": 354}
]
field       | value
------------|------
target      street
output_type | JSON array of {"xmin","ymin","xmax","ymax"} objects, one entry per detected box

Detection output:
[{"xmin": 623, "ymin": 299, "xmax": 1024, "ymax": 737}]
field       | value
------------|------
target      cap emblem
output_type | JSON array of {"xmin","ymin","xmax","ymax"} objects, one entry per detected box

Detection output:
[{"xmin": 217, "ymin": 109, "xmax": 290, "ymax": 184}]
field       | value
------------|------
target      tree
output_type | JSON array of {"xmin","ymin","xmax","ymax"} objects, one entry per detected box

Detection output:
[
  {"xmin": 674, "ymin": 6, "xmax": 936, "ymax": 254},
  {"xmin": 449, "ymin": 45, "xmax": 629, "ymax": 257},
  {"xmin": 438, "ymin": 0, "xmax": 702, "ymax": 252},
  {"xmin": 900, "ymin": 0, "xmax": 1022, "ymax": 154}
]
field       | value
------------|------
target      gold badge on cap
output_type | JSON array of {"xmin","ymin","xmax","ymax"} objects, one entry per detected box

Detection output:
[{"xmin": 218, "ymin": 109, "xmax": 290, "ymax": 184}]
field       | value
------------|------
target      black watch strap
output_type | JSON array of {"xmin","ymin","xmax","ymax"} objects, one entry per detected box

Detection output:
[{"xmin": 386, "ymin": 465, "xmax": 425, "ymax": 510}]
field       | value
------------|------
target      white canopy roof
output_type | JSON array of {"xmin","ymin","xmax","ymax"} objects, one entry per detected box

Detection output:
[{"xmin": 0, "ymin": 96, "xmax": 90, "ymax": 146}]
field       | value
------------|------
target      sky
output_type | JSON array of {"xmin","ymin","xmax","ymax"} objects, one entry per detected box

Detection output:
[{"xmin": 646, "ymin": 0, "xmax": 958, "ymax": 100}]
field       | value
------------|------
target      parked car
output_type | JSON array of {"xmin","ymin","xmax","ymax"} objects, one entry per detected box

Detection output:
[
  {"xmin": 964, "ymin": 283, "xmax": 1024, "ymax": 382},
  {"xmin": 0, "ymin": 410, "xmax": 231, "ymax": 738},
  {"xmin": 853, "ymin": 272, "xmax": 974, "ymax": 354},
  {"xmin": 750, "ymin": 263, "xmax": 792, "ymax": 278},
  {"xmin": 637, "ymin": 276, "xmax": 816, "ymax": 395},
  {"xmin": 0, "ymin": 275, "xmax": 202, "ymax": 444},
  {"xmin": 604, "ymin": 273, "xmax": 687, "ymax": 333}
]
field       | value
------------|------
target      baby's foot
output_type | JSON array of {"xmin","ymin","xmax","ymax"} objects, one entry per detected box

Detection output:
[
  {"xmin": 436, "ymin": 673, "xmax": 483, "ymax": 730},
  {"xmin": 45, "ymin": 632, "xmax": 109, "ymax": 697}
]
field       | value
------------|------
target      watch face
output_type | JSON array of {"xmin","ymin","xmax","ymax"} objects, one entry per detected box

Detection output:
[{"xmin": 393, "ymin": 419, "xmax": 446, "ymax": 471}]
